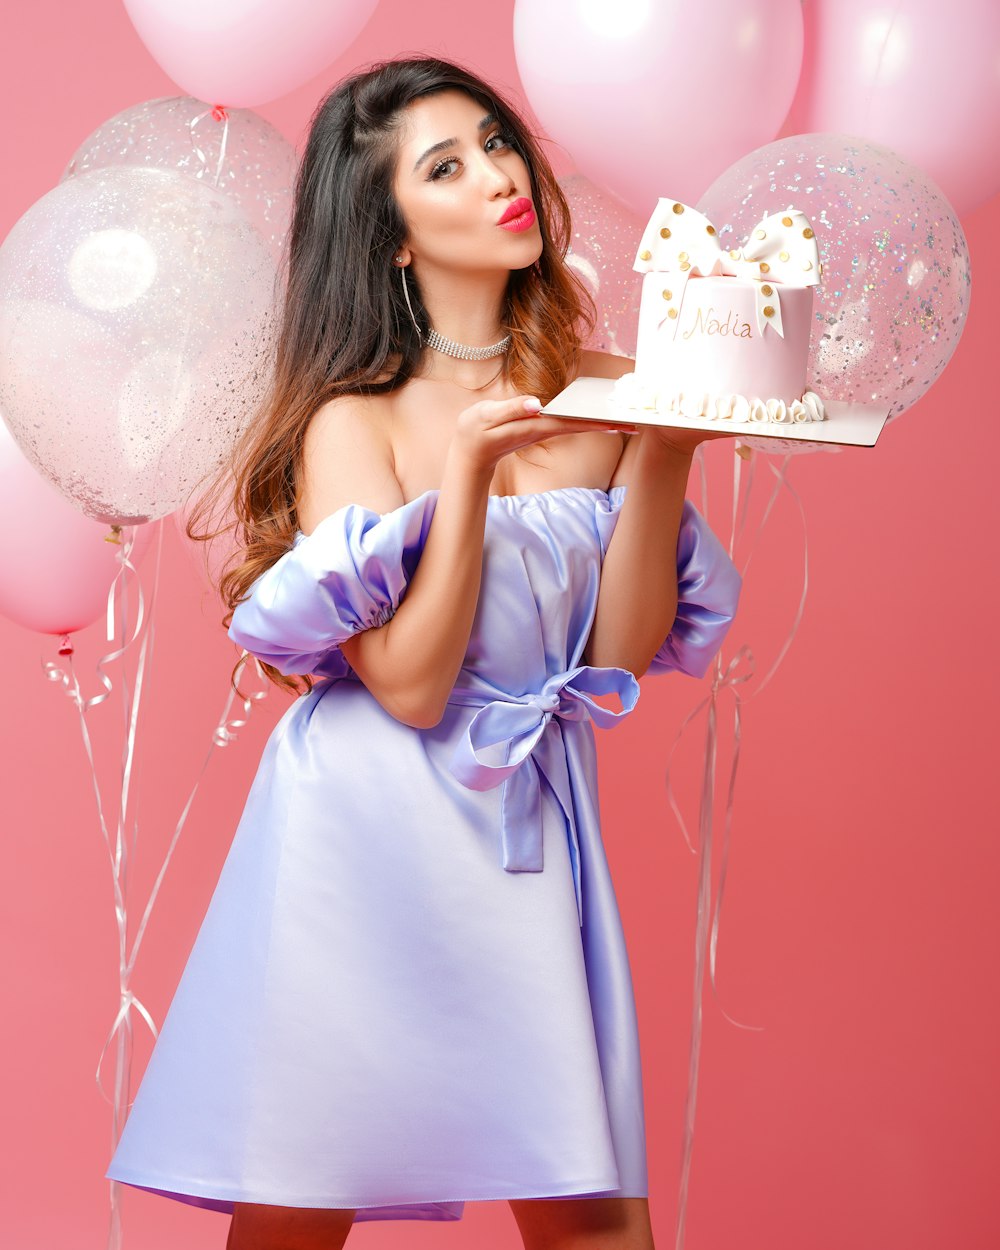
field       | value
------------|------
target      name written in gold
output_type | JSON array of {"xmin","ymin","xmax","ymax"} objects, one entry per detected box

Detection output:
[{"xmin": 680, "ymin": 307, "xmax": 753, "ymax": 340}]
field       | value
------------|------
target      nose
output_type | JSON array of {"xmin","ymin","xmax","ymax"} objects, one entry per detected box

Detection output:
[{"xmin": 475, "ymin": 149, "xmax": 517, "ymax": 198}]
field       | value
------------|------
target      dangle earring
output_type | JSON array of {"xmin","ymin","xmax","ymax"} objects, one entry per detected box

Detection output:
[{"xmin": 396, "ymin": 256, "xmax": 423, "ymax": 340}]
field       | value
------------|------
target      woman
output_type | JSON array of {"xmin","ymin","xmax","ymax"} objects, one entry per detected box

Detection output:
[{"xmin": 105, "ymin": 56, "xmax": 741, "ymax": 1249}]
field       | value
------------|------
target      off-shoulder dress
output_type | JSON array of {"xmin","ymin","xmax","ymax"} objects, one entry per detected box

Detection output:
[{"xmin": 105, "ymin": 484, "xmax": 741, "ymax": 1222}]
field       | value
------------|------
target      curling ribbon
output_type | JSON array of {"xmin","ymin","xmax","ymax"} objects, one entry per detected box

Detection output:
[
  {"xmin": 41, "ymin": 519, "xmax": 270, "ymax": 1250},
  {"xmin": 671, "ymin": 447, "xmax": 809, "ymax": 1250},
  {"xmin": 632, "ymin": 198, "xmax": 821, "ymax": 342},
  {"xmin": 189, "ymin": 103, "xmax": 231, "ymax": 187}
]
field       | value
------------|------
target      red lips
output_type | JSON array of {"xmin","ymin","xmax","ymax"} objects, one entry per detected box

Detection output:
[{"xmin": 498, "ymin": 197, "xmax": 533, "ymax": 224}]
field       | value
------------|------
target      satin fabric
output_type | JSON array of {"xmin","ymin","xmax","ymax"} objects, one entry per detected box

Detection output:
[{"xmin": 105, "ymin": 484, "xmax": 741, "ymax": 1220}]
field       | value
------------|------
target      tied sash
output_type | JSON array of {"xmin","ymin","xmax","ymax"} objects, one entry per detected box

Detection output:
[{"xmin": 446, "ymin": 664, "xmax": 640, "ymax": 926}]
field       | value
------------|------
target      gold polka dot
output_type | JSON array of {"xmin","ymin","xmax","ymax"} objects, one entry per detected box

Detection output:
[
  {"xmin": 760, "ymin": 262, "xmax": 770, "ymax": 273},
  {"xmin": 639, "ymin": 249, "xmax": 651, "ymax": 261},
  {"xmin": 802, "ymin": 260, "xmax": 813, "ymax": 271},
  {"xmin": 779, "ymin": 250, "xmax": 790, "ymax": 262},
  {"xmin": 659, "ymin": 227, "xmax": 671, "ymax": 239},
  {"xmin": 803, "ymin": 227, "xmax": 814, "ymax": 239},
  {"xmin": 782, "ymin": 216, "xmax": 793, "ymax": 227},
  {"xmin": 667, "ymin": 308, "xmax": 678, "ymax": 319},
  {"xmin": 661, "ymin": 288, "xmax": 673, "ymax": 300},
  {"xmin": 706, "ymin": 224, "xmax": 716, "ymax": 235},
  {"xmin": 678, "ymin": 251, "xmax": 689, "ymax": 262},
  {"xmin": 755, "ymin": 228, "xmax": 766, "ymax": 240},
  {"xmin": 672, "ymin": 202, "xmax": 685, "ymax": 214},
  {"xmin": 679, "ymin": 261, "xmax": 691, "ymax": 271},
  {"xmin": 729, "ymin": 249, "xmax": 740, "ymax": 259},
  {"xmin": 763, "ymin": 305, "xmax": 775, "ymax": 318},
  {"xmin": 761, "ymin": 284, "xmax": 773, "ymax": 296}
]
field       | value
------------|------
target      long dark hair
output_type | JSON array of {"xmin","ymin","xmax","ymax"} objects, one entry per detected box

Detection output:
[{"xmin": 187, "ymin": 55, "xmax": 596, "ymax": 698}]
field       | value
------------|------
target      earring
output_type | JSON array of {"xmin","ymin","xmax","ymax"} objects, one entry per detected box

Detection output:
[{"xmin": 399, "ymin": 263, "xmax": 422, "ymax": 338}]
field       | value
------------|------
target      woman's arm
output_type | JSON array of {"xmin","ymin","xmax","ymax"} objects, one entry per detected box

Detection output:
[
  {"xmin": 583, "ymin": 428, "xmax": 698, "ymax": 676},
  {"xmin": 298, "ymin": 393, "xmax": 630, "ymax": 728}
]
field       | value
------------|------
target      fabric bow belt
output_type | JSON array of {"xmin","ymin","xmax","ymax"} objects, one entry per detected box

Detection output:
[{"xmin": 446, "ymin": 664, "xmax": 640, "ymax": 927}]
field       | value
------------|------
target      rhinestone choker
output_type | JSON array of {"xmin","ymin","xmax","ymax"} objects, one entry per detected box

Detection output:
[
  {"xmin": 424, "ymin": 327, "xmax": 512, "ymax": 361},
  {"xmin": 398, "ymin": 259, "xmax": 511, "ymax": 361}
]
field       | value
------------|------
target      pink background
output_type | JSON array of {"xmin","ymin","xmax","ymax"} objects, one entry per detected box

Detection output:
[{"xmin": 2, "ymin": 3, "xmax": 998, "ymax": 1249}]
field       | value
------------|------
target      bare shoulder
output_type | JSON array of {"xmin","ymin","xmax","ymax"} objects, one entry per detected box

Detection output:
[
  {"xmin": 576, "ymin": 349, "xmax": 636, "ymax": 381},
  {"xmin": 297, "ymin": 392, "xmax": 405, "ymax": 535}
]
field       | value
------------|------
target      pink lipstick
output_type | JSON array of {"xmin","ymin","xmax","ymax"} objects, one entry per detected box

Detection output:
[{"xmin": 498, "ymin": 197, "xmax": 536, "ymax": 232}]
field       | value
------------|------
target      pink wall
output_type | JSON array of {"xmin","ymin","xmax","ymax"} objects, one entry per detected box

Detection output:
[{"xmin": 2, "ymin": 3, "xmax": 998, "ymax": 1249}]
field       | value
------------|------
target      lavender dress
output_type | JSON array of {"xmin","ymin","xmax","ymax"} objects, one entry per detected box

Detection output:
[{"xmin": 105, "ymin": 485, "xmax": 741, "ymax": 1221}]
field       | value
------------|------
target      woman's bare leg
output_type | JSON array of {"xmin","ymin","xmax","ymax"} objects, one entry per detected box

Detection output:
[
  {"xmin": 225, "ymin": 1202, "xmax": 356, "ymax": 1250},
  {"xmin": 508, "ymin": 1196, "xmax": 655, "ymax": 1250}
]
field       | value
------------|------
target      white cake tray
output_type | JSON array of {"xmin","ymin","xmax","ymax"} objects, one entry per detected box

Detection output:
[{"xmin": 540, "ymin": 376, "xmax": 890, "ymax": 448}]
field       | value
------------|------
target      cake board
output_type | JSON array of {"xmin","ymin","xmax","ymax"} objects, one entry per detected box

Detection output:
[{"xmin": 540, "ymin": 376, "xmax": 891, "ymax": 448}]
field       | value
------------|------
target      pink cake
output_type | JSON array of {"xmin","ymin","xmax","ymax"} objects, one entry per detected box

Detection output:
[{"xmin": 611, "ymin": 198, "xmax": 827, "ymax": 425}]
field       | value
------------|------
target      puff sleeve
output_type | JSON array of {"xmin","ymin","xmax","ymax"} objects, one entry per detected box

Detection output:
[
  {"xmin": 595, "ymin": 485, "xmax": 742, "ymax": 679},
  {"xmin": 228, "ymin": 492, "xmax": 439, "ymax": 679}
]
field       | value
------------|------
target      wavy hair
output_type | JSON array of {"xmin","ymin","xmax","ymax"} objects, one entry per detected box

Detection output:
[{"xmin": 186, "ymin": 55, "xmax": 596, "ymax": 699}]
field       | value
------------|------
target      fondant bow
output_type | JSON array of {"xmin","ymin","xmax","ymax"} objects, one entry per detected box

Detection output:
[
  {"xmin": 632, "ymin": 198, "xmax": 822, "ymax": 339},
  {"xmin": 446, "ymin": 664, "xmax": 640, "ymax": 926}
]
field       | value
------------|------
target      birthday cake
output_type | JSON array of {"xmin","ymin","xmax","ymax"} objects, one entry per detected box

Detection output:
[{"xmin": 611, "ymin": 199, "xmax": 827, "ymax": 425}]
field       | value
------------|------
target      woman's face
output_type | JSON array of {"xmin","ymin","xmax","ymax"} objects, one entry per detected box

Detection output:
[{"xmin": 392, "ymin": 89, "xmax": 543, "ymax": 278}]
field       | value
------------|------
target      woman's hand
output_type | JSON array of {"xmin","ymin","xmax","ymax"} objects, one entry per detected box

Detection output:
[
  {"xmin": 451, "ymin": 395, "xmax": 636, "ymax": 477},
  {"xmin": 639, "ymin": 422, "xmax": 738, "ymax": 459}
]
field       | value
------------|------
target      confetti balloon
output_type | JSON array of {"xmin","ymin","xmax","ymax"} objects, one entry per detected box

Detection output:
[
  {"xmin": 0, "ymin": 166, "xmax": 277, "ymax": 525},
  {"xmin": 561, "ymin": 174, "xmax": 643, "ymax": 357},
  {"xmin": 61, "ymin": 96, "xmax": 298, "ymax": 263},
  {"xmin": 698, "ymin": 134, "xmax": 972, "ymax": 437}
]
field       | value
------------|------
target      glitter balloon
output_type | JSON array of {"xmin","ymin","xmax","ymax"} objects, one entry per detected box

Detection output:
[
  {"xmin": 61, "ymin": 96, "xmax": 297, "ymax": 263},
  {"xmin": 698, "ymin": 134, "xmax": 971, "ymax": 437},
  {"xmin": 561, "ymin": 174, "xmax": 643, "ymax": 358},
  {"xmin": 0, "ymin": 166, "xmax": 277, "ymax": 525}
]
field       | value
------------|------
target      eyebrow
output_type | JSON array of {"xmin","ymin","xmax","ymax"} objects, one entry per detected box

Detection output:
[{"xmin": 412, "ymin": 113, "xmax": 498, "ymax": 174}]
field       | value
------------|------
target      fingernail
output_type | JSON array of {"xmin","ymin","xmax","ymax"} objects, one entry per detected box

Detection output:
[{"xmin": 523, "ymin": 397, "xmax": 542, "ymax": 413}]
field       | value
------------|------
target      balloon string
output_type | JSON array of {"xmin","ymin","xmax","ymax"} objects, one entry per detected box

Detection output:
[
  {"xmin": 749, "ymin": 455, "xmax": 809, "ymax": 699},
  {"xmin": 40, "ymin": 524, "xmax": 271, "ymax": 1249},
  {"xmin": 122, "ymin": 650, "xmax": 271, "ymax": 987},
  {"xmin": 671, "ymin": 449, "xmax": 809, "ymax": 1250},
  {"xmin": 213, "ymin": 110, "xmax": 230, "ymax": 187},
  {"xmin": 188, "ymin": 104, "xmax": 230, "ymax": 188}
]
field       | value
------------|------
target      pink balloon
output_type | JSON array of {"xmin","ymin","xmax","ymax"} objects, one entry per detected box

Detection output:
[
  {"xmin": 515, "ymin": 0, "xmax": 804, "ymax": 215},
  {"xmin": 122, "ymin": 0, "xmax": 379, "ymax": 108},
  {"xmin": 0, "ymin": 414, "xmax": 153, "ymax": 636},
  {"xmin": 782, "ymin": 0, "xmax": 1000, "ymax": 219}
]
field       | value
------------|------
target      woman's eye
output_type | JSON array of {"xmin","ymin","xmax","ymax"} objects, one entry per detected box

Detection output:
[
  {"xmin": 485, "ymin": 132, "xmax": 510, "ymax": 152},
  {"xmin": 429, "ymin": 158, "xmax": 460, "ymax": 180}
]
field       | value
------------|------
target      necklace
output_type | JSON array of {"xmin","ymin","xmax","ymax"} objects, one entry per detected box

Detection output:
[
  {"xmin": 398, "ymin": 260, "xmax": 511, "ymax": 361},
  {"xmin": 425, "ymin": 327, "xmax": 511, "ymax": 361}
]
